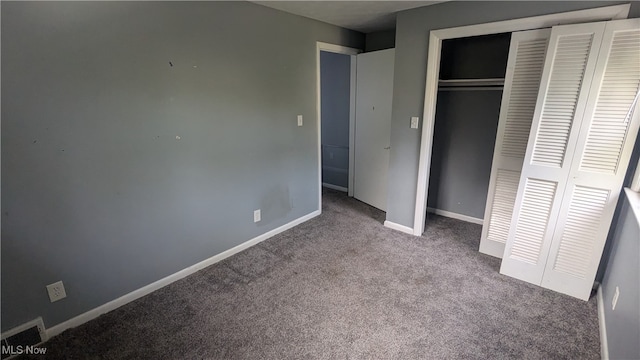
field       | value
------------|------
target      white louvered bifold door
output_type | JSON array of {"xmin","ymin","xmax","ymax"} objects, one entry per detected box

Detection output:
[
  {"xmin": 480, "ymin": 29, "xmax": 551, "ymax": 258},
  {"xmin": 500, "ymin": 22, "xmax": 607, "ymax": 285},
  {"xmin": 541, "ymin": 19, "xmax": 640, "ymax": 300}
]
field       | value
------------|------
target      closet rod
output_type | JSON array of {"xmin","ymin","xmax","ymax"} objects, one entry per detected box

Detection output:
[
  {"xmin": 438, "ymin": 86, "xmax": 504, "ymax": 91},
  {"xmin": 439, "ymin": 86, "xmax": 503, "ymax": 91},
  {"xmin": 438, "ymin": 78, "xmax": 505, "ymax": 88},
  {"xmin": 438, "ymin": 78, "xmax": 504, "ymax": 91}
]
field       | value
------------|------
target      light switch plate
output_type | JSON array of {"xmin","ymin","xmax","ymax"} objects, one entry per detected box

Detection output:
[
  {"xmin": 612, "ymin": 286, "xmax": 620, "ymax": 310},
  {"xmin": 411, "ymin": 117, "xmax": 419, "ymax": 129},
  {"xmin": 297, "ymin": 115, "xmax": 303, "ymax": 126}
]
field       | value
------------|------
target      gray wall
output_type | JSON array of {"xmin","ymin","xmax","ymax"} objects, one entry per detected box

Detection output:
[
  {"xmin": 320, "ymin": 51, "xmax": 351, "ymax": 189},
  {"xmin": 600, "ymin": 192, "xmax": 640, "ymax": 360},
  {"xmin": 1, "ymin": 1, "xmax": 363, "ymax": 332},
  {"xmin": 385, "ymin": 1, "xmax": 640, "ymax": 228},
  {"xmin": 597, "ymin": 134, "xmax": 640, "ymax": 282},
  {"xmin": 428, "ymin": 91, "xmax": 501, "ymax": 219},
  {"xmin": 365, "ymin": 30, "xmax": 396, "ymax": 52}
]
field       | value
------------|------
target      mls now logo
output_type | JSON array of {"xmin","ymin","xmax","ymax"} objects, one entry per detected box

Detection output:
[{"xmin": 2, "ymin": 344, "xmax": 47, "ymax": 356}]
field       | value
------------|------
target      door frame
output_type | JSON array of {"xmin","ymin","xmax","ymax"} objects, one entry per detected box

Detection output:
[
  {"xmin": 316, "ymin": 42, "xmax": 362, "ymax": 212},
  {"xmin": 411, "ymin": 4, "xmax": 631, "ymax": 236}
]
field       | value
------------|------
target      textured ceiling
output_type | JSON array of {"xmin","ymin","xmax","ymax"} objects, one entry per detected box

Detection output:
[{"xmin": 250, "ymin": 1, "xmax": 443, "ymax": 33}]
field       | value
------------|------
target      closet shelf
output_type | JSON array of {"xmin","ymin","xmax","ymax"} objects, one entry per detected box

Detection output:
[{"xmin": 438, "ymin": 78, "xmax": 505, "ymax": 91}]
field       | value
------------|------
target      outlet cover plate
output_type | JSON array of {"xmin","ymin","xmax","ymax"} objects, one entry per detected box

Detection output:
[
  {"xmin": 46, "ymin": 281, "xmax": 67, "ymax": 302},
  {"xmin": 410, "ymin": 117, "xmax": 419, "ymax": 129},
  {"xmin": 254, "ymin": 209, "xmax": 261, "ymax": 223}
]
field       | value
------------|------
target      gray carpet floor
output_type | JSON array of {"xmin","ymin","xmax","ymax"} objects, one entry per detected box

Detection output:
[{"xmin": 26, "ymin": 188, "xmax": 600, "ymax": 359}]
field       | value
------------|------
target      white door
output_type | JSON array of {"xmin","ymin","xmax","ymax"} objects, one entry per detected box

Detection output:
[
  {"xmin": 541, "ymin": 19, "xmax": 640, "ymax": 300},
  {"xmin": 480, "ymin": 29, "xmax": 551, "ymax": 258},
  {"xmin": 501, "ymin": 22, "xmax": 606, "ymax": 286},
  {"xmin": 501, "ymin": 19, "xmax": 640, "ymax": 300},
  {"xmin": 354, "ymin": 49, "xmax": 395, "ymax": 211}
]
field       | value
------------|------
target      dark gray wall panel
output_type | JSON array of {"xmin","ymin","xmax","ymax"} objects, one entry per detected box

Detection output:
[
  {"xmin": 365, "ymin": 30, "xmax": 396, "ymax": 52},
  {"xmin": 439, "ymin": 33, "xmax": 511, "ymax": 80},
  {"xmin": 427, "ymin": 90, "xmax": 501, "ymax": 219}
]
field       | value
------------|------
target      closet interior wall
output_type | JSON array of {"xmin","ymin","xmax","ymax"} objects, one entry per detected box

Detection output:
[{"xmin": 428, "ymin": 33, "xmax": 511, "ymax": 222}]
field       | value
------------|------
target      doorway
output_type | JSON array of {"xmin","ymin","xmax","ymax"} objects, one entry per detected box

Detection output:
[
  {"xmin": 316, "ymin": 43, "xmax": 360, "ymax": 212},
  {"xmin": 427, "ymin": 33, "xmax": 510, "ymax": 226},
  {"xmin": 320, "ymin": 51, "xmax": 352, "ymax": 194}
]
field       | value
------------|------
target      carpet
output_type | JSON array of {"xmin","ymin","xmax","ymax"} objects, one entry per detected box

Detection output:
[{"xmin": 24, "ymin": 188, "xmax": 600, "ymax": 359}]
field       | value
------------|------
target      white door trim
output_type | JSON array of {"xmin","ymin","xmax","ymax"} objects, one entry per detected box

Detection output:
[
  {"xmin": 412, "ymin": 4, "xmax": 630, "ymax": 236},
  {"xmin": 316, "ymin": 42, "xmax": 362, "ymax": 211},
  {"xmin": 597, "ymin": 285, "xmax": 610, "ymax": 360}
]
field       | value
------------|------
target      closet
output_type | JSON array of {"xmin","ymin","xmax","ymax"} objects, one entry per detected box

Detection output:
[
  {"xmin": 480, "ymin": 18, "xmax": 640, "ymax": 300},
  {"xmin": 428, "ymin": 34, "xmax": 511, "ymax": 222}
]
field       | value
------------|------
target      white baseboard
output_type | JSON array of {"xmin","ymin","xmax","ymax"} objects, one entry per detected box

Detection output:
[
  {"xmin": 322, "ymin": 183, "xmax": 348, "ymax": 192},
  {"xmin": 384, "ymin": 220, "xmax": 415, "ymax": 235},
  {"xmin": 427, "ymin": 207, "xmax": 483, "ymax": 225},
  {"xmin": 45, "ymin": 210, "xmax": 321, "ymax": 338},
  {"xmin": 597, "ymin": 285, "xmax": 609, "ymax": 360}
]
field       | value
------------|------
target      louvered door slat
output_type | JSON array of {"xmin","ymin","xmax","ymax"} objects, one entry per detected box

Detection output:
[
  {"xmin": 542, "ymin": 20, "xmax": 640, "ymax": 300},
  {"xmin": 486, "ymin": 170, "xmax": 520, "ymax": 244},
  {"xmin": 551, "ymin": 187, "xmax": 609, "ymax": 278},
  {"xmin": 579, "ymin": 28, "xmax": 640, "ymax": 174},
  {"xmin": 480, "ymin": 29, "xmax": 551, "ymax": 258},
  {"xmin": 500, "ymin": 22, "xmax": 606, "ymax": 286},
  {"xmin": 530, "ymin": 34, "xmax": 594, "ymax": 168}
]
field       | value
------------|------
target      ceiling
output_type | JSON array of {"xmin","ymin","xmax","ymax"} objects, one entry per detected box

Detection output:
[{"xmin": 250, "ymin": 1, "xmax": 443, "ymax": 33}]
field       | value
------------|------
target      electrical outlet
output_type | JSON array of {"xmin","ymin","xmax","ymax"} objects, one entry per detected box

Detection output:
[
  {"xmin": 46, "ymin": 281, "xmax": 67, "ymax": 302},
  {"xmin": 254, "ymin": 209, "xmax": 261, "ymax": 223},
  {"xmin": 612, "ymin": 286, "xmax": 620, "ymax": 310},
  {"xmin": 411, "ymin": 116, "xmax": 420, "ymax": 129},
  {"xmin": 297, "ymin": 115, "xmax": 303, "ymax": 126}
]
